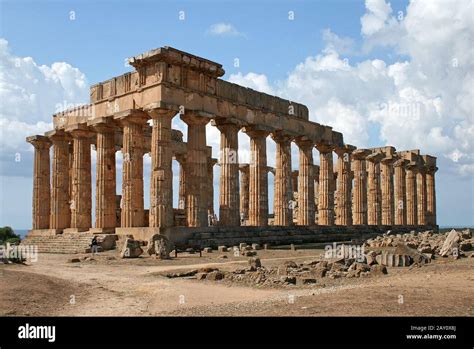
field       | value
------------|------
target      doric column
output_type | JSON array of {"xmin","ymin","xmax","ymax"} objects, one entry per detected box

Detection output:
[
  {"xmin": 146, "ymin": 107, "xmax": 175, "ymax": 229},
  {"xmin": 272, "ymin": 132, "xmax": 293, "ymax": 226},
  {"xmin": 89, "ymin": 118, "xmax": 117, "ymax": 232},
  {"xmin": 47, "ymin": 131, "xmax": 71, "ymax": 230},
  {"xmin": 393, "ymin": 159, "xmax": 408, "ymax": 225},
  {"xmin": 335, "ymin": 145, "xmax": 355, "ymax": 226},
  {"xmin": 66, "ymin": 124, "xmax": 93, "ymax": 231},
  {"xmin": 380, "ymin": 156, "xmax": 395, "ymax": 226},
  {"xmin": 26, "ymin": 135, "xmax": 51, "ymax": 230},
  {"xmin": 417, "ymin": 166, "xmax": 427, "ymax": 226},
  {"xmin": 208, "ymin": 158, "xmax": 217, "ymax": 215},
  {"xmin": 316, "ymin": 143, "xmax": 335, "ymax": 226},
  {"xmin": 366, "ymin": 152, "xmax": 383, "ymax": 226},
  {"xmin": 313, "ymin": 166, "xmax": 320, "ymax": 224},
  {"xmin": 115, "ymin": 110, "xmax": 148, "ymax": 228},
  {"xmin": 405, "ymin": 163, "xmax": 418, "ymax": 226},
  {"xmin": 245, "ymin": 127, "xmax": 270, "ymax": 226},
  {"xmin": 213, "ymin": 119, "xmax": 240, "ymax": 226},
  {"xmin": 296, "ymin": 138, "xmax": 314, "ymax": 226},
  {"xmin": 426, "ymin": 165, "xmax": 438, "ymax": 226},
  {"xmin": 181, "ymin": 112, "xmax": 210, "ymax": 227},
  {"xmin": 176, "ymin": 154, "xmax": 186, "ymax": 209},
  {"xmin": 239, "ymin": 164, "xmax": 250, "ymax": 222},
  {"xmin": 352, "ymin": 149, "xmax": 369, "ymax": 225}
]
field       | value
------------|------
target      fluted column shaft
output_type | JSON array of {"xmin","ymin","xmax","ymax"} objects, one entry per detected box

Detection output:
[
  {"xmin": 181, "ymin": 114, "xmax": 209, "ymax": 227},
  {"xmin": 120, "ymin": 118, "xmax": 146, "ymax": 228},
  {"xmin": 367, "ymin": 156, "xmax": 382, "ymax": 226},
  {"xmin": 247, "ymin": 130, "xmax": 269, "ymax": 226},
  {"xmin": 217, "ymin": 122, "xmax": 240, "ymax": 226},
  {"xmin": 27, "ymin": 136, "xmax": 51, "ymax": 229},
  {"xmin": 148, "ymin": 111, "xmax": 174, "ymax": 229},
  {"xmin": 273, "ymin": 134, "xmax": 293, "ymax": 226},
  {"xmin": 426, "ymin": 167, "xmax": 437, "ymax": 226},
  {"xmin": 335, "ymin": 147, "xmax": 354, "ymax": 226},
  {"xmin": 380, "ymin": 158, "xmax": 395, "ymax": 225},
  {"xmin": 48, "ymin": 134, "xmax": 71, "ymax": 230},
  {"xmin": 239, "ymin": 164, "xmax": 249, "ymax": 221},
  {"xmin": 94, "ymin": 126, "xmax": 116, "ymax": 230},
  {"xmin": 393, "ymin": 160, "xmax": 407, "ymax": 225},
  {"xmin": 406, "ymin": 165, "xmax": 418, "ymax": 225},
  {"xmin": 176, "ymin": 156, "xmax": 186, "ymax": 209},
  {"xmin": 417, "ymin": 168, "xmax": 427, "ymax": 225},
  {"xmin": 317, "ymin": 144, "xmax": 335, "ymax": 226},
  {"xmin": 296, "ymin": 140, "xmax": 314, "ymax": 225},
  {"xmin": 352, "ymin": 151, "xmax": 368, "ymax": 225},
  {"xmin": 70, "ymin": 129, "xmax": 92, "ymax": 230},
  {"xmin": 208, "ymin": 158, "xmax": 217, "ymax": 215}
]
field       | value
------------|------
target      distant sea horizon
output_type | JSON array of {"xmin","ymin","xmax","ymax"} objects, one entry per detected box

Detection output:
[{"xmin": 10, "ymin": 226, "xmax": 473, "ymax": 239}]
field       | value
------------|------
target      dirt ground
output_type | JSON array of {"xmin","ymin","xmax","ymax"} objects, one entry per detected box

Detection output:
[{"xmin": 1, "ymin": 247, "xmax": 473, "ymax": 316}]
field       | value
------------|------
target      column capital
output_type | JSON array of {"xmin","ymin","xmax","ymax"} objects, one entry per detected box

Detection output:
[
  {"xmin": 393, "ymin": 158, "xmax": 408, "ymax": 167},
  {"xmin": 381, "ymin": 155, "xmax": 397, "ymax": 165},
  {"xmin": 426, "ymin": 165, "xmax": 438, "ymax": 174},
  {"xmin": 114, "ymin": 109, "xmax": 149, "ymax": 125},
  {"xmin": 243, "ymin": 124, "xmax": 271, "ymax": 138},
  {"xmin": 66, "ymin": 123, "xmax": 94, "ymax": 139},
  {"xmin": 334, "ymin": 144, "xmax": 356, "ymax": 157},
  {"xmin": 271, "ymin": 130, "xmax": 294, "ymax": 143},
  {"xmin": 143, "ymin": 102, "xmax": 179, "ymax": 119},
  {"xmin": 239, "ymin": 163, "xmax": 249, "ymax": 172},
  {"xmin": 295, "ymin": 136, "xmax": 314, "ymax": 149},
  {"xmin": 26, "ymin": 135, "xmax": 51, "ymax": 149},
  {"xmin": 174, "ymin": 153, "xmax": 187, "ymax": 164},
  {"xmin": 211, "ymin": 117, "xmax": 243, "ymax": 129},
  {"xmin": 366, "ymin": 151, "xmax": 384, "ymax": 163},
  {"xmin": 352, "ymin": 148, "xmax": 370, "ymax": 160},
  {"xmin": 45, "ymin": 129, "xmax": 71, "ymax": 143},
  {"xmin": 87, "ymin": 117, "xmax": 117, "ymax": 133},
  {"xmin": 315, "ymin": 142, "xmax": 334, "ymax": 153},
  {"xmin": 180, "ymin": 111, "xmax": 212, "ymax": 126}
]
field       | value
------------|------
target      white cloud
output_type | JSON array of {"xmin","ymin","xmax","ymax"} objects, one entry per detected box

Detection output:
[
  {"xmin": 0, "ymin": 38, "xmax": 88, "ymax": 173},
  {"xmin": 207, "ymin": 23, "xmax": 242, "ymax": 37},
  {"xmin": 228, "ymin": 72, "xmax": 274, "ymax": 94}
]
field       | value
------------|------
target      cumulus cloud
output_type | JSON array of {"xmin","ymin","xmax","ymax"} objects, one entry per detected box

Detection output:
[
  {"xmin": 207, "ymin": 23, "xmax": 243, "ymax": 37},
  {"xmin": 0, "ymin": 38, "xmax": 89, "ymax": 175}
]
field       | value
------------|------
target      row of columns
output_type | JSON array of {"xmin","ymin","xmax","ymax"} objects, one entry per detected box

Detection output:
[{"xmin": 28, "ymin": 112, "xmax": 437, "ymax": 231}]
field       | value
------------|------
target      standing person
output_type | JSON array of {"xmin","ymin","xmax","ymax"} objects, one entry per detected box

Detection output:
[{"xmin": 90, "ymin": 236, "xmax": 99, "ymax": 255}]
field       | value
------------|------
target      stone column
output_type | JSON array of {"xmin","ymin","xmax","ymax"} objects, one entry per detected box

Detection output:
[
  {"xmin": 146, "ymin": 108, "xmax": 175, "ymax": 229},
  {"xmin": 366, "ymin": 152, "xmax": 383, "ymax": 226},
  {"xmin": 352, "ymin": 149, "xmax": 369, "ymax": 225},
  {"xmin": 27, "ymin": 135, "xmax": 51, "ymax": 230},
  {"xmin": 426, "ymin": 165, "xmax": 438, "ymax": 226},
  {"xmin": 272, "ymin": 132, "xmax": 293, "ymax": 226},
  {"xmin": 380, "ymin": 156, "xmax": 395, "ymax": 226},
  {"xmin": 335, "ymin": 145, "xmax": 355, "ymax": 226},
  {"xmin": 208, "ymin": 158, "xmax": 217, "ymax": 215},
  {"xmin": 67, "ymin": 124, "xmax": 93, "ymax": 231},
  {"xmin": 313, "ymin": 166, "xmax": 320, "ymax": 224},
  {"xmin": 115, "ymin": 111, "xmax": 148, "ymax": 228},
  {"xmin": 406, "ymin": 163, "xmax": 418, "ymax": 226},
  {"xmin": 417, "ymin": 166, "xmax": 427, "ymax": 226},
  {"xmin": 47, "ymin": 131, "xmax": 71, "ymax": 231},
  {"xmin": 393, "ymin": 159, "xmax": 408, "ymax": 225},
  {"xmin": 316, "ymin": 143, "xmax": 335, "ymax": 226},
  {"xmin": 214, "ymin": 119, "xmax": 240, "ymax": 226},
  {"xmin": 296, "ymin": 138, "xmax": 314, "ymax": 226},
  {"xmin": 239, "ymin": 164, "xmax": 250, "ymax": 222},
  {"xmin": 181, "ymin": 113, "xmax": 209, "ymax": 227},
  {"xmin": 88, "ymin": 118, "xmax": 117, "ymax": 232},
  {"xmin": 176, "ymin": 155, "xmax": 186, "ymax": 209},
  {"xmin": 245, "ymin": 127, "xmax": 270, "ymax": 226}
]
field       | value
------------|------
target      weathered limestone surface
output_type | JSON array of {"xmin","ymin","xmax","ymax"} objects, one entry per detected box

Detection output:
[
  {"xmin": 176, "ymin": 154, "xmax": 186, "ymax": 209},
  {"xmin": 406, "ymin": 163, "xmax": 418, "ymax": 226},
  {"xmin": 67, "ymin": 124, "xmax": 93, "ymax": 231},
  {"xmin": 115, "ymin": 111, "xmax": 147, "ymax": 228},
  {"xmin": 317, "ymin": 144, "xmax": 335, "ymax": 226},
  {"xmin": 272, "ymin": 132, "xmax": 293, "ymax": 226},
  {"xmin": 147, "ymin": 107, "xmax": 175, "ymax": 229},
  {"xmin": 239, "ymin": 164, "xmax": 250, "ymax": 222},
  {"xmin": 417, "ymin": 167, "xmax": 427, "ymax": 226},
  {"xmin": 335, "ymin": 145, "xmax": 355, "ymax": 226},
  {"xmin": 352, "ymin": 149, "xmax": 369, "ymax": 225},
  {"xmin": 426, "ymin": 164, "xmax": 437, "ymax": 226},
  {"xmin": 366, "ymin": 152, "xmax": 383, "ymax": 226},
  {"xmin": 246, "ymin": 127, "xmax": 269, "ymax": 226},
  {"xmin": 208, "ymin": 157, "xmax": 217, "ymax": 215},
  {"xmin": 89, "ymin": 118, "xmax": 116, "ymax": 231},
  {"xmin": 296, "ymin": 139, "xmax": 315, "ymax": 226},
  {"xmin": 214, "ymin": 119, "xmax": 240, "ymax": 226},
  {"xmin": 181, "ymin": 112, "xmax": 209, "ymax": 227},
  {"xmin": 27, "ymin": 135, "xmax": 51, "ymax": 230},
  {"xmin": 393, "ymin": 159, "xmax": 408, "ymax": 225},
  {"xmin": 380, "ymin": 156, "xmax": 395, "ymax": 225}
]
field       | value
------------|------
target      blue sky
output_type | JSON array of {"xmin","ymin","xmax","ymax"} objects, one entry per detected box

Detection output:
[{"xmin": 0, "ymin": 0, "xmax": 472, "ymax": 229}]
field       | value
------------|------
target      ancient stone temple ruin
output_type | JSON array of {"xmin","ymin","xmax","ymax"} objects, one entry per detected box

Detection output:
[{"xmin": 24, "ymin": 47, "xmax": 438, "ymax": 253}]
